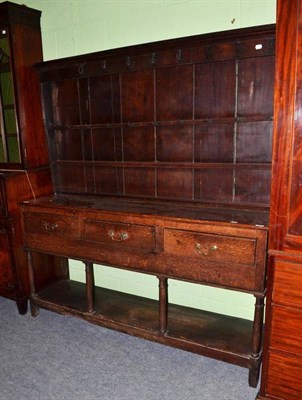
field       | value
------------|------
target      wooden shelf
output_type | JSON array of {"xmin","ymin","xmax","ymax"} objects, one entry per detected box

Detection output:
[{"xmin": 33, "ymin": 279, "xmax": 257, "ymax": 369}]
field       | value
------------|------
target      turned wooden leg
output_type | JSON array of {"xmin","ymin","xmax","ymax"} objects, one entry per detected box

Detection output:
[
  {"xmin": 249, "ymin": 363, "xmax": 261, "ymax": 388},
  {"xmin": 84, "ymin": 261, "xmax": 94, "ymax": 313},
  {"xmin": 158, "ymin": 276, "xmax": 168, "ymax": 334},
  {"xmin": 249, "ymin": 295, "xmax": 265, "ymax": 388},
  {"xmin": 27, "ymin": 251, "xmax": 39, "ymax": 317},
  {"xmin": 16, "ymin": 297, "xmax": 28, "ymax": 315}
]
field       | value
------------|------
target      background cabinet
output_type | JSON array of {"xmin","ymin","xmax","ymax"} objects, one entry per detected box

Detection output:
[
  {"xmin": 0, "ymin": 1, "xmax": 66, "ymax": 314},
  {"xmin": 257, "ymin": 0, "xmax": 302, "ymax": 399},
  {"xmin": 0, "ymin": 222, "xmax": 14, "ymax": 290}
]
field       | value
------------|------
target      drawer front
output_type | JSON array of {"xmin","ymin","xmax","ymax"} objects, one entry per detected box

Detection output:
[
  {"xmin": 23, "ymin": 212, "xmax": 79, "ymax": 238},
  {"xmin": 267, "ymin": 352, "xmax": 302, "ymax": 400},
  {"xmin": 84, "ymin": 219, "xmax": 155, "ymax": 251},
  {"xmin": 273, "ymin": 260, "xmax": 302, "ymax": 307},
  {"xmin": 270, "ymin": 305, "xmax": 302, "ymax": 355},
  {"xmin": 163, "ymin": 229, "xmax": 256, "ymax": 266}
]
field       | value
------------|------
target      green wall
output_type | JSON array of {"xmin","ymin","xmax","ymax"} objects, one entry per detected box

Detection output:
[
  {"xmin": 15, "ymin": 0, "xmax": 276, "ymax": 320},
  {"xmin": 17, "ymin": 0, "xmax": 276, "ymax": 61}
]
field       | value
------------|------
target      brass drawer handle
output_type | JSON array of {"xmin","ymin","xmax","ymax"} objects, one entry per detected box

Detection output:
[
  {"xmin": 42, "ymin": 221, "xmax": 58, "ymax": 232},
  {"xmin": 195, "ymin": 243, "xmax": 218, "ymax": 256},
  {"xmin": 108, "ymin": 230, "xmax": 129, "ymax": 241}
]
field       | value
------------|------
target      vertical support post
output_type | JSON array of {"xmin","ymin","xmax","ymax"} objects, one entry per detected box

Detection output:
[
  {"xmin": 27, "ymin": 250, "xmax": 39, "ymax": 317},
  {"xmin": 60, "ymin": 257, "xmax": 70, "ymax": 278},
  {"xmin": 249, "ymin": 294, "xmax": 265, "ymax": 387},
  {"xmin": 158, "ymin": 276, "xmax": 168, "ymax": 334},
  {"xmin": 251, "ymin": 295, "xmax": 265, "ymax": 357},
  {"xmin": 85, "ymin": 261, "xmax": 94, "ymax": 313}
]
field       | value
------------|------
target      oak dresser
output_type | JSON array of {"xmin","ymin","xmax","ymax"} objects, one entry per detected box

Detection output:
[{"xmin": 21, "ymin": 24, "xmax": 276, "ymax": 389}]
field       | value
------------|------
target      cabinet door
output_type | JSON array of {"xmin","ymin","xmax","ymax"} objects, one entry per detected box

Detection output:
[
  {"xmin": 0, "ymin": 226, "xmax": 14, "ymax": 290},
  {"xmin": 270, "ymin": 0, "xmax": 302, "ymax": 252},
  {"xmin": 0, "ymin": 27, "xmax": 21, "ymax": 164}
]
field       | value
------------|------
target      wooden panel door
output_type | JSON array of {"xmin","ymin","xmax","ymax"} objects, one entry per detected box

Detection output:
[
  {"xmin": 259, "ymin": 1, "xmax": 302, "ymax": 399},
  {"xmin": 269, "ymin": 0, "xmax": 302, "ymax": 253}
]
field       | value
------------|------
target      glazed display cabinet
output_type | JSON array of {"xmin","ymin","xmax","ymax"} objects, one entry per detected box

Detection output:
[{"xmin": 0, "ymin": 1, "xmax": 67, "ymax": 314}]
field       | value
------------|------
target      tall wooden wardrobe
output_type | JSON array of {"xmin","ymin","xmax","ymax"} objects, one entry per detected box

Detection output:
[{"xmin": 257, "ymin": 0, "xmax": 302, "ymax": 399}]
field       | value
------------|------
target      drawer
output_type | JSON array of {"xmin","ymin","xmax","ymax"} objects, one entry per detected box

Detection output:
[
  {"xmin": 23, "ymin": 211, "xmax": 80, "ymax": 237},
  {"xmin": 84, "ymin": 219, "xmax": 155, "ymax": 251},
  {"xmin": 163, "ymin": 228, "xmax": 256, "ymax": 266},
  {"xmin": 273, "ymin": 260, "xmax": 302, "ymax": 307},
  {"xmin": 267, "ymin": 352, "xmax": 302, "ymax": 400},
  {"xmin": 270, "ymin": 304, "xmax": 302, "ymax": 355}
]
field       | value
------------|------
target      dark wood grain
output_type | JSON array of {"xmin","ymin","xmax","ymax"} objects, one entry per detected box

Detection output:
[
  {"xmin": 121, "ymin": 70, "xmax": 154, "ymax": 123},
  {"xmin": 52, "ymin": 79, "xmax": 80, "ymax": 126},
  {"xmin": 157, "ymin": 126, "xmax": 193, "ymax": 162},
  {"xmin": 123, "ymin": 126, "xmax": 154, "ymax": 161},
  {"xmin": 237, "ymin": 56, "xmax": 275, "ymax": 118},
  {"xmin": 156, "ymin": 65, "xmax": 193, "ymax": 121},
  {"xmin": 89, "ymin": 75, "xmax": 120, "ymax": 124},
  {"xmin": 38, "ymin": 25, "xmax": 275, "ymax": 208},
  {"xmin": 258, "ymin": 2, "xmax": 302, "ymax": 397},
  {"xmin": 195, "ymin": 60, "xmax": 236, "ymax": 119},
  {"xmin": 194, "ymin": 124, "xmax": 234, "ymax": 163}
]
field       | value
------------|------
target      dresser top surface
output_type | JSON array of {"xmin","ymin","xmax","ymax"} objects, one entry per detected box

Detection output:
[{"xmin": 23, "ymin": 194, "xmax": 269, "ymax": 228}]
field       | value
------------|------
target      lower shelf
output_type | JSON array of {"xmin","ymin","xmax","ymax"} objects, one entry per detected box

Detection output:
[{"xmin": 32, "ymin": 279, "xmax": 259, "ymax": 370}]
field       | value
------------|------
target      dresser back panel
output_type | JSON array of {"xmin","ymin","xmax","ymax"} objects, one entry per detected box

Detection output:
[{"xmin": 37, "ymin": 25, "xmax": 275, "ymax": 209}]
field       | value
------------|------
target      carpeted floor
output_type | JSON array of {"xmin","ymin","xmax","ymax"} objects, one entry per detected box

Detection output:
[{"xmin": 0, "ymin": 297, "xmax": 259, "ymax": 400}]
